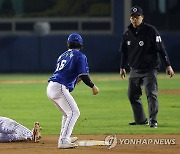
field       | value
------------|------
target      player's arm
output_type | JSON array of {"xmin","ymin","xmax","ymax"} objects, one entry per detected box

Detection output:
[
  {"xmin": 77, "ymin": 54, "xmax": 99, "ymax": 95},
  {"xmin": 79, "ymin": 75, "xmax": 99, "ymax": 95},
  {"xmin": 153, "ymin": 29, "xmax": 175, "ymax": 78},
  {"xmin": 119, "ymin": 35, "xmax": 128, "ymax": 79}
]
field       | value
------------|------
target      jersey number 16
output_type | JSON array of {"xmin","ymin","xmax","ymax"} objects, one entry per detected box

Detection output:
[{"xmin": 56, "ymin": 60, "xmax": 67, "ymax": 71}]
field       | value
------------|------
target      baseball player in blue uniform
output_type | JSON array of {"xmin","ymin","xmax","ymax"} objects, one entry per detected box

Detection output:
[
  {"xmin": 0, "ymin": 116, "xmax": 41, "ymax": 142},
  {"xmin": 46, "ymin": 33, "xmax": 99, "ymax": 149}
]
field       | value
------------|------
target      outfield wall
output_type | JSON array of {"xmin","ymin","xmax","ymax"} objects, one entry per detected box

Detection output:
[
  {"xmin": 0, "ymin": 0, "xmax": 179, "ymax": 73},
  {"xmin": 0, "ymin": 33, "xmax": 179, "ymax": 72}
]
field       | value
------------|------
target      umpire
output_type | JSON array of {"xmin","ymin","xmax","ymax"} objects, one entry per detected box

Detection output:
[{"xmin": 119, "ymin": 6, "xmax": 175, "ymax": 128}]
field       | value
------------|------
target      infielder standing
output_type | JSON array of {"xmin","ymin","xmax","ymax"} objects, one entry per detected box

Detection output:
[
  {"xmin": 0, "ymin": 116, "xmax": 41, "ymax": 142},
  {"xmin": 47, "ymin": 33, "xmax": 99, "ymax": 149},
  {"xmin": 119, "ymin": 6, "xmax": 174, "ymax": 128}
]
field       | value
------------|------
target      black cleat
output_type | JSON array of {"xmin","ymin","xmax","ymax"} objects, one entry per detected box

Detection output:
[
  {"xmin": 129, "ymin": 122, "xmax": 136, "ymax": 125},
  {"xmin": 129, "ymin": 119, "xmax": 149, "ymax": 125},
  {"xmin": 150, "ymin": 120, "xmax": 158, "ymax": 128}
]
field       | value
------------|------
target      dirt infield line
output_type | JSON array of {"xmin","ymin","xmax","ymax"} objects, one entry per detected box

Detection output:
[{"xmin": 0, "ymin": 80, "xmax": 47, "ymax": 84}]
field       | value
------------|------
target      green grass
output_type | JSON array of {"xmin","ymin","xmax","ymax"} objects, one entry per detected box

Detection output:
[{"xmin": 0, "ymin": 73, "xmax": 179, "ymax": 135}]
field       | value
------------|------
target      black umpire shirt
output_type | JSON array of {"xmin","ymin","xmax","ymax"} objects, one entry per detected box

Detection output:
[{"xmin": 120, "ymin": 22, "xmax": 171, "ymax": 70}]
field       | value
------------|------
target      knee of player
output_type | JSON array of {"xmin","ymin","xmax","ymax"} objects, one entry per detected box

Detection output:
[
  {"xmin": 146, "ymin": 94, "xmax": 158, "ymax": 102},
  {"xmin": 74, "ymin": 109, "xmax": 80, "ymax": 118},
  {"xmin": 66, "ymin": 109, "xmax": 80, "ymax": 118},
  {"xmin": 128, "ymin": 94, "xmax": 140, "ymax": 103}
]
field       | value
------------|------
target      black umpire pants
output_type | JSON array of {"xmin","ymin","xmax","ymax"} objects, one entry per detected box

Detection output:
[{"xmin": 128, "ymin": 69, "xmax": 158, "ymax": 124}]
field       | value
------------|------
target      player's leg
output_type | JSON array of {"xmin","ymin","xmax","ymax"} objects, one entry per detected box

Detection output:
[
  {"xmin": 144, "ymin": 69, "xmax": 158, "ymax": 127},
  {"xmin": 60, "ymin": 115, "xmax": 78, "ymax": 143},
  {"xmin": 56, "ymin": 91, "xmax": 80, "ymax": 139},
  {"xmin": 47, "ymin": 82, "xmax": 68, "ymax": 139},
  {"xmin": 60, "ymin": 115, "xmax": 67, "ymax": 136},
  {"xmin": 47, "ymin": 82, "xmax": 80, "ymax": 148},
  {"xmin": 128, "ymin": 69, "xmax": 147, "ymax": 124}
]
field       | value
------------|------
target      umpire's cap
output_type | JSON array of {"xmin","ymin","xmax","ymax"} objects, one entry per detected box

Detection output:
[
  {"xmin": 67, "ymin": 33, "xmax": 83, "ymax": 45},
  {"xmin": 130, "ymin": 6, "xmax": 143, "ymax": 16}
]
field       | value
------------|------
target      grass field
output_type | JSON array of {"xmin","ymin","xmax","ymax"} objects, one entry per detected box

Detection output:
[{"xmin": 0, "ymin": 73, "xmax": 179, "ymax": 135}]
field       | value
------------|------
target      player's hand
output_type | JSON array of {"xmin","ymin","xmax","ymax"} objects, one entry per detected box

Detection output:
[
  {"xmin": 120, "ymin": 68, "xmax": 126, "ymax": 79},
  {"xmin": 92, "ymin": 85, "xmax": 99, "ymax": 95},
  {"xmin": 166, "ymin": 66, "xmax": 175, "ymax": 78}
]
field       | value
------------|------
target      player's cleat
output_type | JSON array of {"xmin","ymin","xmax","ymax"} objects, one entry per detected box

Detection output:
[
  {"xmin": 32, "ymin": 122, "xmax": 42, "ymax": 142},
  {"xmin": 70, "ymin": 136, "xmax": 78, "ymax": 143},
  {"xmin": 58, "ymin": 139, "xmax": 78, "ymax": 149},
  {"xmin": 150, "ymin": 120, "xmax": 158, "ymax": 128},
  {"xmin": 129, "ymin": 119, "xmax": 149, "ymax": 125},
  {"xmin": 129, "ymin": 121, "xmax": 137, "ymax": 125}
]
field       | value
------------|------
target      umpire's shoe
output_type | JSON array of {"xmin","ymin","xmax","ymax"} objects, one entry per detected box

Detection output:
[
  {"xmin": 150, "ymin": 120, "xmax": 158, "ymax": 128},
  {"xmin": 129, "ymin": 119, "xmax": 148, "ymax": 125}
]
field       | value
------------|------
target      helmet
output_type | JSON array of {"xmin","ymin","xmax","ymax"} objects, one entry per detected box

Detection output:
[{"xmin": 67, "ymin": 33, "xmax": 83, "ymax": 45}]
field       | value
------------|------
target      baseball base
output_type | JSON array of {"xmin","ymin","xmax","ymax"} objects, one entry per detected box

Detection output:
[{"xmin": 76, "ymin": 140, "xmax": 110, "ymax": 146}]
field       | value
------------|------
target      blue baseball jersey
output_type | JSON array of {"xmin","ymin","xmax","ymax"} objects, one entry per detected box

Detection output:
[{"xmin": 48, "ymin": 49, "xmax": 89, "ymax": 92}]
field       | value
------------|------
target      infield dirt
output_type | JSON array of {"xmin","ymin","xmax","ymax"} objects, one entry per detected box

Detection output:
[{"xmin": 0, "ymin": 134, "xmax": 179, "ymax": 154}]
